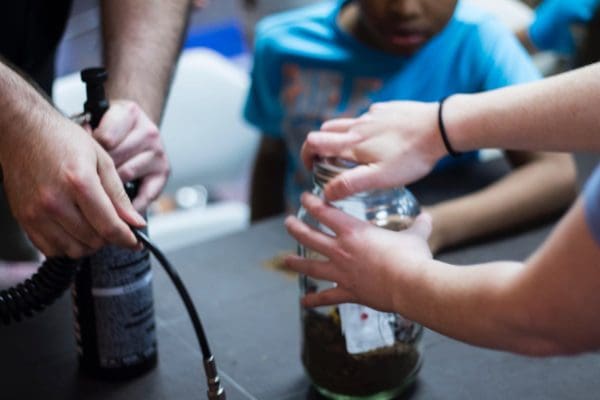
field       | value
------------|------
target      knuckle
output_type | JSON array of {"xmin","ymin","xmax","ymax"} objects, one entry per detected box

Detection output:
[
  {"xmin": 65, "ymin": 170, "xmax": 90, "ymax": 194},
  {"xmin": 97, "ymin": 133, "xmax": 119, "ymax": 150},
  {"xmin": 98, "ymin": 151, "xmax": 116, "ymax": 169},
  {"xmin": 341, "ymin": 229, "xmax": 361, "ymax": 248},
  {"xmin": 126, "ymin": 101, "xmax": 141, "ymax": 120},
  {"xmin": 19, "ymin": 205, "xmax": 39, "ymax": 225},
  {"xmin": 147, "ymin": 126, "xmax": 160, "ymax": 141},
  {"xmin": 331, "ymin": 246, "xmax": 348, "ymax": 262},
  {"xmin": 98, "ymin": 223, "xmax": 121, "ymax": 241},
  {"xmin": 38, "ymin": 187, "xmax": 60, "ymax": 213},
  {"xmin": 119, "ymin": 166, "xmax": 135, "ymax": 182},
  {"xmin": 80, "ymin": 228, "xmax": 105, "ymax": 247},
  {"xmin": 66, "ymin": 245, "xmax": 87, "ymax": 259}
]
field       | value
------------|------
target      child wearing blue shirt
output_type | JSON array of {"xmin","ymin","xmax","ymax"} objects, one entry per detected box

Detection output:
[{"xmin": 244, "ymin": 0, "xmax": 576, "ymax": 254}]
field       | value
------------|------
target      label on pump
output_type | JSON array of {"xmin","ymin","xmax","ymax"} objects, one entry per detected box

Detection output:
[{"xmin": 73, "ymin": 243, "xmax": 157, "ymax": 373}]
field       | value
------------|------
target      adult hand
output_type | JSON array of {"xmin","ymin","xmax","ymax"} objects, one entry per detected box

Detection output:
[
  {"xmin": 92, "ymin": 100, "xmax": 170, "ymax": 211},
  {"xmin": 284, "ymin": 193, "xmax": 433, "ymax": 312},
  {"xmin": 0, "ymin": 115, "xmax": 145, "ymax": 259},
  {"xmin": 301, "ymin": 101, "xmax": 446, "ymax": 200}
]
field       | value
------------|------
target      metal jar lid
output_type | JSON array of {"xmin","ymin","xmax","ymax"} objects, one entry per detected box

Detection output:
[{"xmin": 313, "ymin": 157, "xmax": 358, "ymax": 187}]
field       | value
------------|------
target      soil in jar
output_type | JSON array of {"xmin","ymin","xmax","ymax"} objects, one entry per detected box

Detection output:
[{"xmin": 302, "ymin": 308, "xmax": 420, "ymax": 398}]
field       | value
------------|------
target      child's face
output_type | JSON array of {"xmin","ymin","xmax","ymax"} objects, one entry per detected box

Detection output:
[{"xmin": 354, "ymin": 0, "xmax": 458, "ymax": 55}]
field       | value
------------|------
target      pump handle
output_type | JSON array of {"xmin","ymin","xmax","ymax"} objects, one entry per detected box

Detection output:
[{"xmin": 81, "ymin": 67, "xmax": 109, "ymax": 129}]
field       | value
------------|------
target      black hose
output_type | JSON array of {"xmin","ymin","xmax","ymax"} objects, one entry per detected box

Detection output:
[
  {"xmin": 0, "ymin": 257, "xmax": 77, "ymax": 325},
  {"xmin": 132, "ymin": 229, "xmax": 225, "ymax": 399},
  {"xmin": 132, "ymin": 229, "xmax": 212, "ymax": 358},
  {"xmin": 0, "ymin": 230, "xmax": 225, "ymax": 399}
]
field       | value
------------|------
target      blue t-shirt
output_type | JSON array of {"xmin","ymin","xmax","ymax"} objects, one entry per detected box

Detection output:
[
  {"xmin": 584, "ymin": 164, "xmax": 600, "ymax": 245},
  {"xmin": 529, "ymin": 0, "xmax": 600, "ymax": 56},
  {"xmin": 244, "ymin": 0, "xmax": 541, "ymax": 209}
]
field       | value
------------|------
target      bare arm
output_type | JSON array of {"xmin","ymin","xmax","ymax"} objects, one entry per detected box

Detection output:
[
  {"xmin": 300, "ymin": 63, "xmax": 600, "ymax": 199},
  {"xmin": 101, "ymin": 0, "xmax": 191, "ymax": 123},
  {"xmin": 400, "ymin": 199, "xmax": 600, "ymax": 356},
  {"xmin": 426, "ymin": 151, "xmax": 577, "ymax": 253},
  {"xmin": 96, "ymin": 0, "xmax": 191, "ymax": 209},
  {"xmin": 446, "ymin": 63, "xmax": 600, "ymax": 154},
  {"xmin": 285, "ymin": 193, "xmax": 600, "ymax": 356},
  {"xmin": 0, "ymin": 61, "xmax": 143, "ymax": 258}
]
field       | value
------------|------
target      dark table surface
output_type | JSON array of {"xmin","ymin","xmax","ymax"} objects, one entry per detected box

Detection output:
[{"xmin": 2, "ymin": 157, "xmax": 600, "ymax": 400}]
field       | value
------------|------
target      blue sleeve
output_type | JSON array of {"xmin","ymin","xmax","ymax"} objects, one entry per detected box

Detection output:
[
  {"xmin": 242, "ymin": 22, "xmax": 285, "ymax": 138},
  {"xmin": 529, "ymin": 0, "xmax": 600, "ymax": 55},
  {"xmin": 584, "ymin": 164, "xmax": 600, "ymax": 245},
  {"xmin": 473, "ymin": 18, "xmax": 542, "ymax": 90}
]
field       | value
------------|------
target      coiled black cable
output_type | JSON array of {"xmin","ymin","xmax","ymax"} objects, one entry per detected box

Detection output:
[
  {"xmin": 0, "ymin": 257, "xmax": 77, "ymax": 325},
  {"xmin": 0, "ymin": 230, "xmax": 225, "ymax": 399}
]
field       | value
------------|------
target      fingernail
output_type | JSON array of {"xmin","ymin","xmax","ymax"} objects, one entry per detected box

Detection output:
[{"xmin": 133, "ymin": 212, "xmax": 147, "ymax": 227}]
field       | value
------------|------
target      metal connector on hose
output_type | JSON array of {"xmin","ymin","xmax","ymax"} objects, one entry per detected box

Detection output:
[{"xmin": 204, "ymin": 356, "xmax": 226, "ymax": 400}]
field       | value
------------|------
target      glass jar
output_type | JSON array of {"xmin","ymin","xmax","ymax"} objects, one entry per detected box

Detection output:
[{"xmin": 298, "ymin": 158, "xmax": 423, "ymax": 400}]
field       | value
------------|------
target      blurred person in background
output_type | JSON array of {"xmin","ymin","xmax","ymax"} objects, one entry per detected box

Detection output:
[
  {"xmin": 243, "ymin": 0, "xmax": 576, "ymax": 254},
  {"xmin": 0, "ymin": 1, "xmax": 191, "ymax": 283}
]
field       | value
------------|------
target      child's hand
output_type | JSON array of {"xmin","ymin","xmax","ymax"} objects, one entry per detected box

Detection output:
[
  {"xmin": 284, "ymin": 193, "xmax": 433, "ymax": 312},
  {"xmin": 300, "ymin": 101, "xmax": 444, "ymax": 201}
]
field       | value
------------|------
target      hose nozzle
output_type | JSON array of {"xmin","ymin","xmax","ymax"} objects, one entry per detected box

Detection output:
[
  {"xmin": 81, "ymin": 67, "xmax": 109, "ymax": 129},
  {"xmin": 204, "ymin": 356, "xmax": 226, "ymax": 400}
]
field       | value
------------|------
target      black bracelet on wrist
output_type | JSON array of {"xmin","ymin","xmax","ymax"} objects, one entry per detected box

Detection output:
[{"xmin": 438, "ymin": 96, "xmax": 461, "ymax": 158}]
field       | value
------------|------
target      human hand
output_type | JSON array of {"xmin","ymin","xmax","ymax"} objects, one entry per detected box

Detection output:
[
  {"xmin": 0, "ymin": 115, "xmax": 145, "ymax": 258},
  {"xmin": 92, "ymin": 100, "xmax": 170, "ymax": 211},
  {"xmin": 301, "ymin": 101, "xmax": 446, "ymax": 200},
  {"xmin": 284, "ymin": 193, "xmax": 433, "ymax": 312}
]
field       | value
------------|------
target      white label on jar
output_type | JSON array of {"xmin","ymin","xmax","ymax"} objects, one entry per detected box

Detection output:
[{"xmin": 339, "ymin": 303, "xmax": 395, "ymax": 354}]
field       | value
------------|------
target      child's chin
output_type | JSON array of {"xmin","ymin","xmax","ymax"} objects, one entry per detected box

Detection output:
[{"xmin": 385, "ymin": 44, "xmax": 423, "ymax": 56}]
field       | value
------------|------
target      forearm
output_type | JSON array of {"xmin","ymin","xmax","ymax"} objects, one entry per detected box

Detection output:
[
  {"xmin": 395, "ymin": 200, "xmax": 600, "ymax": 356},
  {"xmin": 395, "ymin": 258, "xmax": 534, "ymax": 352},
  {"xmin": 101, "ymin": 0, "xmax": 191, "ymax": 123},
  {"xmin": 427, "ymin": 152, "xmax": 577, "ymax": 253},
  {"xmin": 445, "ymin": 63, "xmax": 600, "ymax": 153},
  {"xmin": 0, "ymin": 61, "xmax": 60, "ymax": 165}
]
